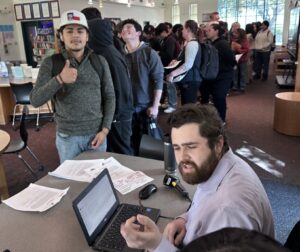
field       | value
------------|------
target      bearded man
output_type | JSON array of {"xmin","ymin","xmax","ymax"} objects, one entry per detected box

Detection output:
[{"xmin": 120, "ymin": 104, "xmax": 274, "ymax": 252}]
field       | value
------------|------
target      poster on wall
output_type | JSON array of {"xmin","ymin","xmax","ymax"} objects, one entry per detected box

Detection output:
[
  {"xmin": 14, "ymin": 1, "xmax": 60, "ymax": 21},
  {"xmin": 14, "ymin": 4, "xmax": 23, "ymax": 21},
  {"xmin": 41, "ymin": 2, "xmax": 50, "ymax": 18},
  {"xmin": 50, "ymin": 1, "xmax": 60, "ymax": 18},
  {"xmin": 202, "ymin": 13, "xmax": 211, "ymax": 22},
  {"xmin": 32, "ymin": 3, "xmax": 41, "ymax": 19},
  {"xmin": 23, "ymin": 4, "xmax": 32, "ymax": 19}
]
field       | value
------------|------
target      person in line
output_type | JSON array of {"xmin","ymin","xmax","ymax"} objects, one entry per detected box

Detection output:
[
  {"xmin": 30, "ymin": 10, "xmax": 115, "ymax": 163},
  {"xmin": 166, "ymin": 20, "xmax": 202, "ymax": 106},
  {"xmin": 81, "ymin": 6, "xmax": 101, "ymax": 20},
  {"xmin": 200, "ymin": 22, "xmax": 236, "ymax": 124},
  {"xmin": 253, "ymin": 20, "xmax": 274, "ymax": 81},
  {"xmin": 85, "ymin": 16, "xmax": 134, "ymax": 155},
  {"xmin": 120, "ymin": 104, "xmax": 274, "ymax": 251},
  {"xmin": 121, "ymin": 19, "xmax": 164, "ymax": 155},
  {"xmin": 245, "ymin": 23, "xmax": 255, "ymax": 84},
  {"xmin": 155, "ymin": 23, "xmax": 178, "ymax": 114},
  {"xmin": 210, "ymin": 11, "xmax": 220, "ymax": 22},
  {"xmin": 182, "ymin": 227, "xmax": 289, "ymax": 252},
  {"xmin": 229, "ymin": 22, "xmax": 241, "ymax": 43},
  {"xmin": 231, "ymin": 28, "xmax": 250, "ymax": 93}
]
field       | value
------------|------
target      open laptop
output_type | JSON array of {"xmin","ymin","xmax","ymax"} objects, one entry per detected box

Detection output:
[{"xmin": 73, "ymin": 168, "xmax": 160, "ymax": 252}]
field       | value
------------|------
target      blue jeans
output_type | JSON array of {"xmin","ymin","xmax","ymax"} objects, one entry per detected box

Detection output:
[
  {"xmin": 178, "ymin": 81, "xmax": 201, "ymax": 105},
  {"xmin": 167, "ymin": 81, "xmax": 177, "ymax": 108},
  {"xmin": 233, "ymin": 62, "xmax": 247, "ymax": 90},
  {"xmin": 56, "ymin": 132, "xmax": 107, "ymax": 163}
]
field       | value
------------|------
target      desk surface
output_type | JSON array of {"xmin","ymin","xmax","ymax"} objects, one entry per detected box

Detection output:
[
  {"xmin": 0, "ymin": 77, "xmax": 36, "ymax": 87},
  {"xmin": 0, "ymin": 130, "xmax": 10, "ymax": 153},
  {"xmin": 275, "ymin": 92, "xmax": 300, "ymax": 101},
  {"xmin": 0, "ymin": 152, "xmax": 195, "ymax": 252}
]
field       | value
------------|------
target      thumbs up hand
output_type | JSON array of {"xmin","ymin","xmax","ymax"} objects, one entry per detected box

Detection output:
[{"xmin": 59, "ymin": 60, "xmax": 78, "ymax": 84}]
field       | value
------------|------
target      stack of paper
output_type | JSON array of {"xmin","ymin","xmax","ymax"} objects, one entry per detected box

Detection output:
[
  {"xmin": 3, "ymin": 184, "xmax": 69, "ymax": 212},
  {"xmin": 49, "ymin": 157, "xmax": 153, "ymax": 195}
]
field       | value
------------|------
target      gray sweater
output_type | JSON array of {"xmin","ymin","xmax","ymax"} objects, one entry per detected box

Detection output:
[{"xmin": 30, "ymin": 49, "xmax": 115, "ymax": 136}]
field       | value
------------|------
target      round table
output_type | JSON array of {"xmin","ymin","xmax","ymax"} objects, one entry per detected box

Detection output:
[
  {"xmin": 0, "ymin": 129, "xmax": 10, "ymax": 200},
  {"xmin": 273, "ymin": 92, "xmax": 300, "ymax": 136}
]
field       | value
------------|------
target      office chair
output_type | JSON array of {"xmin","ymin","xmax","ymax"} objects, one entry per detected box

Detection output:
[
  {"xmin": 138, "ymin": 134, "xmax": 164, "ymax": 161},
  {"xmin": 3, "ymin": 106, "xmax": 45, "ymax": 177},
  {"xmin": 10, "ymin": 82, "xmax": 52, "ymax": 131}
]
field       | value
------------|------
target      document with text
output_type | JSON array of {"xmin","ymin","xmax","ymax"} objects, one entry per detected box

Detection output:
[
  {"xmin": 48, "ymin": 159, "xmax": 105, "ymax": 182},
  {"xmin": 48, "ymin": 157, "xmax": 153, "ymax": 194},
  {"xmin": 3, "ymin": 184, "xmax": 69, "ymax": 212},
  {"xmin": 84, "ymin": 157, "xmax": 154, "ymax": 194}
]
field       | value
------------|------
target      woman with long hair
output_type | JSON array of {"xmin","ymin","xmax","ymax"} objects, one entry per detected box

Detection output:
[{"xmin": 166, "ymin": 20, "xmax": 202, "ymax": 106}]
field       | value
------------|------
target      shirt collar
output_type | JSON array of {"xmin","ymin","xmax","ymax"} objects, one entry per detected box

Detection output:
[
  {"xmin": 124, "ymin": 41, "xmax": 144, "ymax": 54},
  {"xmin": 197, "ymin": 148, "xmax": 235, "ymax": 192}
]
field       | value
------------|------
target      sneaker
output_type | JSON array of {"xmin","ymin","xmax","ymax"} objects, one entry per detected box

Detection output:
[
  {"xmin": 164, "ymin": 107, "xmax": 176, "ymax": 113},
  {"xmin": 161, "ymin": 103, "xmax": 169, "ymax": 109}
]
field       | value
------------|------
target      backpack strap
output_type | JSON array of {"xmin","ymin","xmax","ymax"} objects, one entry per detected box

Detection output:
[
  {"xmin": 51, "ymin": 53, "xmax": 65, "ymax": 77},
  {"xmin": 89, "ymin": 53, "xmax": 104, "ymax": 81}
]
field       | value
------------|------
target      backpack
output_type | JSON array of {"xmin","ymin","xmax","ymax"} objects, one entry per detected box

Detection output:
[
  {"xmin": 51, "ymin": 53, "xmax": 103, "ymax": 79},
  {"xmin": 267, "ymin": 31, "xmax": 276, "ymax": 51},
  {"xmin": 199, "ymin": 42, "xmax": 219, "ymax": 80}
]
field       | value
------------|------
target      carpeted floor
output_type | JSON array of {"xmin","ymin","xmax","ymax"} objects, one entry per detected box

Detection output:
[{"xmin": 261, "ymin": 179, "xmax": 300, "ymax": 243}]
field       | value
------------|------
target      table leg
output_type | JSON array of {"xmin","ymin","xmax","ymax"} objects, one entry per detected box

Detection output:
[{"xmin": 0, "ymin": 156, "xmax": 9, "ymax": 201}]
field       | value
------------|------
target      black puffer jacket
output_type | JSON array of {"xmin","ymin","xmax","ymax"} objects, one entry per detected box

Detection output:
[{"xmin": 89, "ymin": 18, "xmax": 134, "ymax": 121}]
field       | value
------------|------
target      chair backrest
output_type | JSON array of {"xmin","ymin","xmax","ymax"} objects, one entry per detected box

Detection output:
[
  {"xmin": 139, "ymin": 134, "xmax": 164, "ymax": 161},
  {"xmin": 10, "ymin": 82, "xmax": 33, "ymax": 105}
]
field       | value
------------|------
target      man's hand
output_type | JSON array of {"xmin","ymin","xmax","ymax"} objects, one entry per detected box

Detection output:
[
  {"xmin": 120, "ymin": 215, "xmax": 162, "ymax": 251},
  {"xmin": 59, "ymin": 60, "xmax": 78, "ymax": 84},
  {"xmin": 163, "ymin": 217, "xmax": 186, "ymax": 246},
  {"xmin": 166, "ymin": 74, "xmax": 174, "ymax": 83},
  {"xmin": 147, "ymin": 105, "xmax": 159, "ymax": 118},
  {"xmin": 91, "ymin": 129, "xmax": 108, "ymax": 149}
]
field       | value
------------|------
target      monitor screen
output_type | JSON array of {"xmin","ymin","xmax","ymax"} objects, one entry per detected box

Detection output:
[{"xmin": 287, "ymin": 7, "xmax": 300, "ymax": 59}]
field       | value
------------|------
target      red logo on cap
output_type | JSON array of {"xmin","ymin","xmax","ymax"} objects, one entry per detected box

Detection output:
[{"xmin": 73, "ymin": 16, "xmax": 80, "ymax": 21}]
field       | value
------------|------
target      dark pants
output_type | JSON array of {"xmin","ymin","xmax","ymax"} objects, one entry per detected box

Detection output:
[
  {"xmin": 200, "ymin": 76, "xmax": 232, "ymax": 122},
  {"xmin": 131, "ymin": 109, "xmax": 149, "ymax": 156},
  {"xmin": 254, "ymin": 50, "xmax": 271, "ymax": 79},
  {"xmin": 178, "ymin": 81, "xmax": 201, "ymax": 105},
  {"xmin": 107, "ymin": 118, "xmax": 133, "ymax": 155}
]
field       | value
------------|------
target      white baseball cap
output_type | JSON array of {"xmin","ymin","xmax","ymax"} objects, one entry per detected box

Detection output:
[{"xmin": 59, "ymin": 10, "xmax": 89, "ymax": 30}]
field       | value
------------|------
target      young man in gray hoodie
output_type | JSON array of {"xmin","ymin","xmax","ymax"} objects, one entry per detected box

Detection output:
[
  {"xmin": 30, "ymin": 10, "xmax": 115, "ymax": 163},
  {"xmin": 121, "ymin": 19, "xmax": 164, "ymax": 155}
]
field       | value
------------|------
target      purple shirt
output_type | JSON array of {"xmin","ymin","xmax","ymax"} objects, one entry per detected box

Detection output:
[{"xmin": 154, "ymin": 149, "xmax": 274, "ymax": 252}]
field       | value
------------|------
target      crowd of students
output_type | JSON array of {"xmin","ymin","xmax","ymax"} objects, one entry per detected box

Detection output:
[{"xmin": 29, "ymin": 8, "xmax": 298, "ymax": 252}]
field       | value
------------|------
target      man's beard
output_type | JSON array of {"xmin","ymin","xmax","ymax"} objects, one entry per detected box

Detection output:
[{"xmin": 178, "ymin": 150, "xmax": 219, "ymax": 185}]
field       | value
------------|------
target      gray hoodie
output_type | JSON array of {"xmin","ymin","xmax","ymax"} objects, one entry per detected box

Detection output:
[{"xmin": 30, "ymin": 47, "xmax": 115, "ymax": 136}]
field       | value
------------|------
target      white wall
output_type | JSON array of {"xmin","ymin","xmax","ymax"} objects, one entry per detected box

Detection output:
[
  {"xmin": 0, "ymin": 0, "xmax": 295, "ymax": 62},
  {"xmin": 1, "ymin": 0, "xmax": 165, "ymax": 62},
  {"xmin": 163, "ymin": 0, "xmax": 217, "ymax": 24},
  {"xmin": 0, "ymin": 0, "xmax": 22, "ymax": 61},
  {"xmin": 59, "ymin": 1, "xmax": 165, "ymax": 27}
]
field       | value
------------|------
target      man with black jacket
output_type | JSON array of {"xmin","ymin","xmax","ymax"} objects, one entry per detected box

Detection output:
[{"xmin": 87, "ymin": 17, "xmax": 134, "ymax": 155}]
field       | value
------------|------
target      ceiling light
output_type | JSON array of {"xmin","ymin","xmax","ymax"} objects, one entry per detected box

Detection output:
[
  {"xmin": 88, "ymin": 0, "xmax": 93, "ymax": 5},
  {"xmin": 99, "ymin": 0, "xmax": 103, "ymax": 8},
  {"xmin": 127, "ymin": 0, "xmax": 131, "ymax": 7}
]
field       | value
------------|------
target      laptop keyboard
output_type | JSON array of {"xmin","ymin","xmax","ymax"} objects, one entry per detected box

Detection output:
[{"xmin": 94, "ymin": 204, "xmax": 144, "ymax": 251}]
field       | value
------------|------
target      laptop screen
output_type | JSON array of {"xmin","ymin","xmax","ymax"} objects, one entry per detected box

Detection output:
[{"xmin": 73, "ymin": 169, "xmax": 120, "ymax": 245}]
